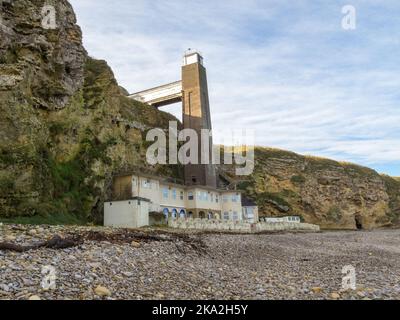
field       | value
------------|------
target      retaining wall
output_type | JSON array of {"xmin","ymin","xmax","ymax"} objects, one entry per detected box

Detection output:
[{"xmin": 168, "ymin": 218, "xmax": 320, "ymax": 233}]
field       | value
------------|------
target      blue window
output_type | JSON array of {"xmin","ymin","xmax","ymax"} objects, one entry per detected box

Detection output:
[
  {"xmin": 232, "ymin": 211, "xmax": 239, "ymax": 221},
  {"xmin": 172, "ymin": 189, "xmax": 177, "ymax": 200},
  {"xmin": 188, "ymin": 192, "xmax": 194, "ymax": 201},
  {"xmin": 163, "ymin": 188, "xmax": 169, "ymax": 199},
  {"xmin": 232, "ymin": 194, "xmax": 239, "ymax": 202},
  {"xmin": 246, "ymin": 207, "xmax": 254, "ymax": 218}
]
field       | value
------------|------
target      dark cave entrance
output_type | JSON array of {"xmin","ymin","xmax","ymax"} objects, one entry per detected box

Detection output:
[{"xmin": 355, "ymin": 214, "xmax": 363, "ymax": 230}]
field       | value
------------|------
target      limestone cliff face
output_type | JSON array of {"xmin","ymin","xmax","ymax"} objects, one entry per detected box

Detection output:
[
  {"xmin": 221, "ymin": 148, "xmax": 400, "ymax": 230},
  {"xmin": 0, "ymin": 0, "xmax": 180, "ymax": 223},
  {"xmin": 0, "ymin": 0, "xmax": 85, "ymax": 110}
]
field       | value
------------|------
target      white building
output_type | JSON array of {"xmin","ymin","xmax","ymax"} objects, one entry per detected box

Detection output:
[{"xmin": 104, "ymin": 173, "xmax": 259, "ymax": 228}]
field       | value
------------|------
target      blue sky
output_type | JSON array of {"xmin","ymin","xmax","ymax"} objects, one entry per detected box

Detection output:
[{"xmin": 69, "ymin": 0, "xmax": 400, "ymax": 176}]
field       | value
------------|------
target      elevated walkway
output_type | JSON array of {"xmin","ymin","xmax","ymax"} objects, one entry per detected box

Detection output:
[{"xmin": 129, "ymin": 81, "xmax": 182, "ymax": 107}]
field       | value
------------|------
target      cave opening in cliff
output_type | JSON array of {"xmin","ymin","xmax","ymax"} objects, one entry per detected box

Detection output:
[{"xmin": 355, "ymin": 214, "xmax": 363, "ymax": 230}]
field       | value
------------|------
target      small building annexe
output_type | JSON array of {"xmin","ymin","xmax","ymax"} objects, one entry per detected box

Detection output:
[{"xmin": 104, "ymin": 173, "xmax": 259, "ymax": 228}]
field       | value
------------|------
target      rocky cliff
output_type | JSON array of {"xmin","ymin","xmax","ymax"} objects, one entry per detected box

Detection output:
[
  {"xmin": 1, "ymin": 1, "xmax": 399, "ymax": 229},
  {"xmin": 221, "ymin": 148, "xmax": 400, "ymax": 230},
  {"xmin": 0, "ymin": 0, "xmax": 180, "ymax": 224}
]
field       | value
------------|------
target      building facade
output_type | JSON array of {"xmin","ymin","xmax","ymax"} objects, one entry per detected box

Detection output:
[{"xmin": 104, "ymin": 173, "xmax": 258, "ymax": 228}]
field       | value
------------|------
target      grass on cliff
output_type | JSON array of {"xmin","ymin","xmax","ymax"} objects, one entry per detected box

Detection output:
[
  {"xmin": 380, "ymin": 174, "xmax": 400, "ymax": 224},
  {"xmin": 0, "ymin": 211, "xmax": 84, "ymax": 226},
  {"xmin": 254, "ymin": 147, "xmax": 379, "ymax": 176},
  {"xmin": 0, "ymin": 130, "xmax": 116, "ymax": 225},
  {"xmin": 45, "ymin": 132, "xmax": 117, "ymax": 222}
]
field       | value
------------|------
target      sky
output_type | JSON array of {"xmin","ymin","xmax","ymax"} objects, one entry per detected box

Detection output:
[{"xmin": 69, "ymin": 0, "xmax": 400, "ymax": 176}]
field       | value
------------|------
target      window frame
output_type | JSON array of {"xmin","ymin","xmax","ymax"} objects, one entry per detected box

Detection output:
[
  {"xmin": 232, "ymin": 211, "xmax": 239, "ymax": 221},
  {"xmin": 223, "ymin": 212, "xmax": 230, "ymax": 220},
  {"xmin": 142, "ymin": 179, "xmax": 151, "ymax": 189},
  {"xmin": 162, "ymin": 187, "xmax": 169, "ymax": 199}
]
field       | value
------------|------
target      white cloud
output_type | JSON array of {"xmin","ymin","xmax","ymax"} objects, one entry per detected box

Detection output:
[{"xmin": 69, "ymin": 0, "xmax": 400, "ymax": 175}]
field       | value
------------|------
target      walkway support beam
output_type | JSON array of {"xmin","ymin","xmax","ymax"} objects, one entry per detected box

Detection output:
[{"xmin": 129, "ymin": 81, "xmax": 182, "ymax": 108}]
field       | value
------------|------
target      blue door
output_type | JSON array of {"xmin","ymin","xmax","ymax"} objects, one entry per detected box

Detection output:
[{"xmin": 163, "ymin": 208, "xmax": 169, "ymax": 221}]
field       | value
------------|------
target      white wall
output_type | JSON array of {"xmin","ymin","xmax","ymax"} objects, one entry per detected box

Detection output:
[
  {"xmin": 137, "ymin": 200, "xmax": 149, "ymax": 227},
  {"xmin": 168, "ymin": 218, "xmax": 320, "ymax": 233},
  {"xmin": 263, "ymin": 216, "xmax": 301, "ymax": 223},
  {"xmin": 221, "ymin": 192, "xmax": 243, "ymax": 221},
  {"xmin": 104, "ymin": 200, "xmax": 149, "ymax": 228},
  {"xmin": 243, "ymin": 206, "xmax": 258, "ymax": 223},
  {"xmin": 160, "ymin": 183, "xmax": 186, "ymax": 209},
  {"xmin": 183, "ymin": 53, "xmax": 203, "ymax": 66},
  {"xmin": 132, "ymin": 175, "xmax": 161, "ymax": 212},
  {"xmin": 187, "ymin": 187, "xmax": 221, "ymax": 212}
]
